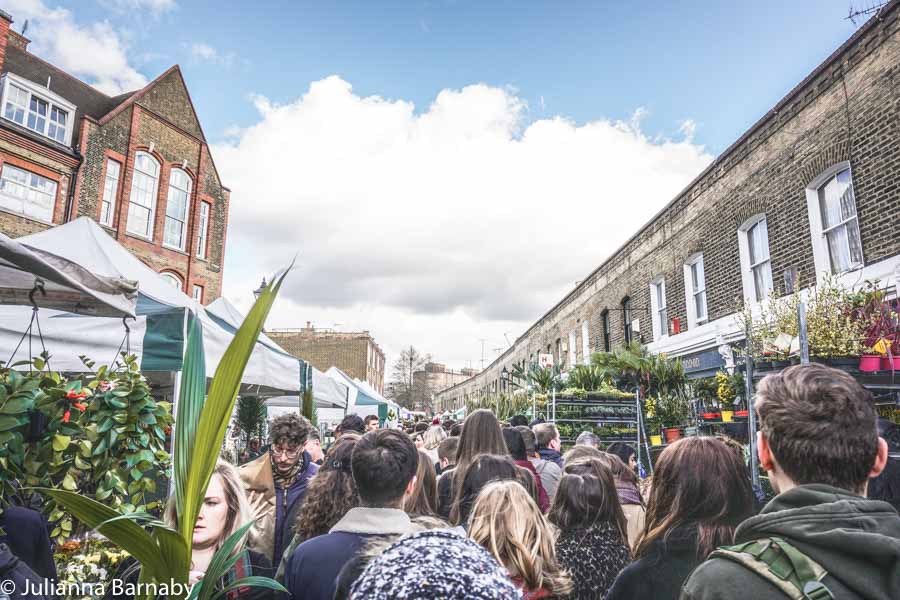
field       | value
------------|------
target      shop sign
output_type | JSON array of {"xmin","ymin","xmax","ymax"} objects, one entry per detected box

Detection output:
[{"xmin": 681, "ymin": 347, "xmax": 725, "ymax": 374}]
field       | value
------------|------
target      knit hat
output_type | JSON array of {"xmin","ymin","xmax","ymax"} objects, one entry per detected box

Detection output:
[{"xmin": 349, "ymin": 530, "xmax": 522, "ymax": 599}]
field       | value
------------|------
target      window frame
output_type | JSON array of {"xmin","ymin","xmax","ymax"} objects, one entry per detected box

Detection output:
[
  {"xmin": 1, "ymin": 74, "xmax": 76, "ymax": 146},
  {"xmin": 99, "ymin": 158, "xmax": 122, "ymax": 227},
  {"xmin": 581, "ymin": 320, "xmax": 590, "ymax": 365},
  {"xmin": 196, "ymin": 201, "xmax": 210, "ymax": 259},
  {"xmin": 126, "ymin": 151, "xmax": 161, "ymax": 241},
  {"xmin": 737, "ymin": 214, "xmax": 774, "ymax": 304},
  {"xmin": 192, "ymin": 284, "xmax": 203, "ymax": 303},
  {"xmin": 0, "ymin": 163, "xmax": 58, "ymax": 223},
  {"xmin": 649, "ymin": 277, "xmax": 668, "ymax": 340},
  {"xmin": 804, "ymin": 162, "xmax": 864, "ymax": 278},
  {"xmin": 163, "ymin": 167, "xmax": 192, "ymax": 251},
  {"xmin": 600, "ymin": 310, "xmax": 611, "ymax": 352},
  {"xmin": 622, "ymin": 297, "xmax": 633, "ymax": 345},
  {"xmin": 568, "ymin": 330, "xmax": 577, "ymax": 369},
  {"xmin": 683, "ymin": 253, "xmax": 708, "ymax": 328},
  {"xmin": 160, "ymin": 271, "xmax": 183, "ymax": 291}
]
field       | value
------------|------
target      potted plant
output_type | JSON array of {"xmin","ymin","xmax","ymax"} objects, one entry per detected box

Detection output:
[
  {"xmin": 715, "ymin": 370, "xmax": 737, "ymax": 422},
  {"xmin": 856, "ymin": 283, "xmax": 900, "ymax": 371}
]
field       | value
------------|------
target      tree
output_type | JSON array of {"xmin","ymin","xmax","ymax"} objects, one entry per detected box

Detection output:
[
  {"xmin": 236, "ymin": 395, "xmax": 267, "ymax": 448},
  {"xmin": 387, "ymin": 346, "xmax": 432, "ymax": 411}
]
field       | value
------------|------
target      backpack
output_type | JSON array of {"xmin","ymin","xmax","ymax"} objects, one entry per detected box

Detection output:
[{"xmin": 709, "ymin": 537, "xmax": 835, "ymax": 600}]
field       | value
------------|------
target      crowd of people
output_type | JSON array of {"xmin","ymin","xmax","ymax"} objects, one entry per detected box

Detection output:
[{"xmin": 1, "ymin": 363, "xmax": 899, "ymax": 599}]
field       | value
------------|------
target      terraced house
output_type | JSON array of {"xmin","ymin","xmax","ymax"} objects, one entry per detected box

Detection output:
[
  {"xmin": 0, "ymin": 10, "xmax": 229, "ymax": 303},
  {"xmin": 436, "ymin": 1, "xmax": 900, "ymax": 412}
]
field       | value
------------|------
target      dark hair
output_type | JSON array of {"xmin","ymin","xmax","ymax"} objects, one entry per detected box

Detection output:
[
  {"xmin": 450, "ymin": 410, "xmax": 508, "ymax": 523},
  {"xmin": 635, "ymin": 437, "xmax": 754, "ymax": 561},
  {"xmin": 294, "ymin": 433, "xmax": 360, "ymax": 543},
  {"xmin": 338, "ymin": 414, "xmax": 366, "ymax": 435},
  {"xmin": 306, "ymin": 429, "xmax": 320, "ymax": 442},
  {"xmin": 269, "ymin": 413, "xmax": 314, "ymax": 447},
  {"xmin": 404, "ymin": 450, "xmax": 438, "ymax": 517},
  {"xmin": 454, "ymin": 454, "xmax": 519, "ymax": 525},
  {"xmin": 606, "ymin": 442, "xmax": 636, "ymax": 466},
  {"xmin": 414, "ymin": 422, "xmax": 429, "ymax": 434},
  {"xmin": 450, "ymin": 422, "xmax": 463, "ymax": 437},
  {"xmin": 533, "ymin": 423, "xmax": 559, "ymax": 449},
  {"xmin": 502, "ymin": 427, "xmax": 527, "ymax": 461},
  {"xmin": 516, "ymin": 425, "xmax": 536, "ymax": 455},
  {"xmin": 555, "ymin": 458, "xmax": 629, "ymax": 546},
  {"xmin": 530, "ymin": 417, "xmax": 546, "ymax": 427},
  {"xmin": 438, "ymin": 437, "xmax": 459, "ymax": 463},
  {"xmin": 514, "ymin": 464, "xmax": 539, "ymax": 504},
  {"xmin": 563, "ymin": 445, "xmax": 604, "ymax": 466},
  {"xmin": 364, "ymin": 414, "xmax": 379, "ymax": 425},
  {"xmin": 509, "ymin": 415, "xmax": 529, "ymax": 428},
  {"xmin": 757, "ymin": 364, "xmax": 879, "ymax": 493},
  {"xmin": 351, "ymin": 430, "xmax": 419, "ymax": 506}
]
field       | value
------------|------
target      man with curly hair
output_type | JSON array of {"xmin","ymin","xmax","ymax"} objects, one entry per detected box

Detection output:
[{"xmin": 239, "ymin": 412, "xmax": 317, "ymax": 567}]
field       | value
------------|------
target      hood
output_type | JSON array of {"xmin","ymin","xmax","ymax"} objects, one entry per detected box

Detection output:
[{"xmin": 735, "ymin": 484, "xmax": 900, "ymax": 600}]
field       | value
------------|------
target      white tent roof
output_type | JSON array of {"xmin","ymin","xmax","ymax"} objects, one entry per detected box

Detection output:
[{"xmin": 0, "ymin": 228, "xmax": 137, "ymax": 317}]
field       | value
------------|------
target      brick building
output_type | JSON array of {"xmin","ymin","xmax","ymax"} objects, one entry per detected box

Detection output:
[
  {"xmin": 267, "ymin": 324, "xmax": 386, "ymax": 394},
  {"xmin": 437, "ymin": 3, "xmax": 900, "ymax": 409},
  {"xmin": 413, "ymin": 363, "xmax": 478, "ymax": 412},
  {"xmin": 0, "ymin": 11, "xmax": 229, "ymax": 302}
]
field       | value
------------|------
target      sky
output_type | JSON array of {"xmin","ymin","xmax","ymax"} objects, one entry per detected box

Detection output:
[{"xmin": 5, "ymin": 0, "xmax": 872, "ymax": 373}]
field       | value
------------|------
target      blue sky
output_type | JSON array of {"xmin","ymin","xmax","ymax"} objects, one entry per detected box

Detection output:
[{"xmin": 54, "ymin": 0, "xmax": 861, "ymax": 153}]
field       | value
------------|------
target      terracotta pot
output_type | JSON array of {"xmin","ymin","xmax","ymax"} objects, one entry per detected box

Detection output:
[
  {"xmin": 663, "ymin": 427, "xmax": 682, "ymax": 443},
  {"xmin": 859, "ymin": 355, "xmax": 882, "ymax": 372}
]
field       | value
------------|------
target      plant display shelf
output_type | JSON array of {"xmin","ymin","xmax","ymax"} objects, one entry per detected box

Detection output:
[{"xmin": 553, "ymin": 395, "xmax": 640, "ymax": 447}]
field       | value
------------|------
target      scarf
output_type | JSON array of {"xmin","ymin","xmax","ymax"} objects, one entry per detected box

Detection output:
[
  {"xmin": 271, "ymin": 450, "xmax": 307, "ymax": 490},
  {"xmin": 616, "ymin": 482, "xmax": 643, "ymax": 506}
]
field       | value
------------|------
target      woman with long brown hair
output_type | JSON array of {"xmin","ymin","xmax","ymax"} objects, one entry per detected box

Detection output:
[
  {"xmin": 404, "ymin": 449, "xmax": 439, "ymax": 517},
  {"xmin": 550, "ymin": 459, "xmax": 631, "ymax": 599},
  {"xmin": 437, "ymin": 409, "xmax": 508, "ymax": 521},
  {"xmin": 468, "ymin": 480, "xmax": 572, "ymax": 599},
  {"xmin": 606, "ymin": 437, "xmax": 755, "ymax": 600}
]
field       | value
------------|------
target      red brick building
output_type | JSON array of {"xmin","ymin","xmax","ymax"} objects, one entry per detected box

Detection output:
[{"xmin": 0, "ymin": 11, "xmax": 229, "ymax": 303}]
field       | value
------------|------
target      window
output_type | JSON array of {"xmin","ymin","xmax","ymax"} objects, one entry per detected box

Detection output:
[
  {"xmin": 100, "ymin": 158, "xmax": 121, "ymax": 226},
  {"xmin": 0, "ymin": 164, "xmax": 57, "ymax": 222},
  {"xmin": 600, "ymin": 311, "xmax": 610, "ymax": 352},
  {"xmin": 568, "ymin": 330, "xmax": 577, "ymax": 369},
  {"xmin": 622, "ymin": 298, "xmax": 633, "ymax": 345},
  {"xmin": 192, "ymin": 285, "xmax": 203, "ymax": 303},
  {"xmin": 817, "ymin": 167, "xmax": 863, "ymax": 273},
  {"xmin": 650, "ymin": 278, "xmax": 668, "ymax": 340},
  {"xmin": 164, "ymin": 168, "xmax": 191, "ymax": 250},
  {"xmin": 1, "ymin": 75, "xmax": 75, "ymax": 145},
  {"xmin": 581, "ymin": 320, "xmax": 590, "ymax": 365},
  {"xmin": 738, "ymin": 215, "xmax": 773, "ymax": 303},
  {"xmin": 684, "ymin": 254, "xmax": 708, "ymax": 327},
  {"xmin": 197, "ymin": 201, "xmax": 210, "ymax": 258},
  {"xmin": 127, "ymin": 152, "xmax": 160, "ymax": 239},
  {"xmin": 161, "ymin": 272, "xmax": 182, "ymax": 290}
]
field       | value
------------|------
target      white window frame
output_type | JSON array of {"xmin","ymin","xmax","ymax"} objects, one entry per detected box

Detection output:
[
  {"xmin": 163, "ymin": 168, "xmax": 192, "ymax": 251},
  {"xmin": 804, "ymin": 161, "xmax": 864, "ymax": 279},
  {"xmin": 737, "ymin": 214, "xmax": 774, "ymax": 305},
  {"xmin": 568, "ymin": 330, "xmax": 577, "ymax": 369},
  {"xmin": 649, "ymin": 277, "xmax": 668, "ymax": 340},
  {"xmin": 127, "ymin": 151, "xmax": 160, "ymax": 240},
  {"xmin": 192, "ymin": 284, "xmax": 203, "ymax": 303},
  {"xmin": 196, "ymin": 201, "xmax": 210, "ymax": 258},
  {"xmin": 1, "ymin": 73, "xmax": 76, "ymax": 146},
  {"xmin": 0, "ymin": 163, "xmax": 57, "ymax": 223},
  {"xmin": 581, "ymin": 320, "xmax": 590, "ymax": 365},
  {"xmin": 161, "ymin": 272, "xmax": 183, "ymax": 290},
  {"xmin": 683, "ymin": 253, "xmax": 708, "ymax": 328},
  {"xmin": 100, "ymin": 158, "xmax": 122, "ymax": 226}
]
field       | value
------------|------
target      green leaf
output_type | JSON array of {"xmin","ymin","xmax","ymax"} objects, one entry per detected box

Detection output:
[
  {"xmin": 92, "ymin": 437, "xmax": 108, "ymax": 456},
  {"xmin": 0, "ymin": 415, "xmax": 25, "ymax": 431},
  {"xmin": 52, "ymin": 434, "xmax": 71, "ymax": 451},
  {"xmin": 62, "ymin": 473, "xmax": 77, "ymax": 491},
  {"xmin": 97, "ymin": 417, "xmax": 115, "ymax": 433},
  {"xmin": 175, "ymin": 317, "xmax": 206, "ymax": 536},
  {"xmin": 210, "ymin": 577, "xmax": 288, "ymax": 600},
  {"xmin": 64, "ymin": 380, "xmax": 82, "ymax": 393},
  {"xmin": 196, "ymin": 522, "xmax": 256, "ymax": 600},
  {"xmin": 0, "ymin": 395, "xmax": 34, "ymax": 414}
]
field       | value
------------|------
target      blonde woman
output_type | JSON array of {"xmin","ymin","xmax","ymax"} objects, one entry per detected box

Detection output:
[
  {"xmin": 422, "ymin": 425, "xmax": 447, "ymax": 467},
  {"xmin": 105, "ymin": 460, "xmax": 272, "ymax": 599},
  {"xmin": 468, "ymin": 480, "xmax": 572, "ymax": 600}
]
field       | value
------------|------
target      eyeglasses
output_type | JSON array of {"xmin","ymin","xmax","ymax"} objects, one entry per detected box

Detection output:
[{"xmin": 271, "ymin": 445, "xmax": 301, "ymax": 459}]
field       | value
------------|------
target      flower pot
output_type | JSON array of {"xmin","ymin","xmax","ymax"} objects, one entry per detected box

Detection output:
[
  {"xmin": 826, "ymin": 356, "xmax": 858, "ymax": 369},
  {"xmin": 663, "ymin": 427, "xmax": 682, "ymax": 443},
  {"xmin": 701, "ymin": 412, "xmax": 721, "ymax": 421},
  {"xmin": 735, "ymin": 410, "xmax": 749, "ymax": 418},
  {"xmin": 721, "ymin": 410, "xmax": 734, "ymax": 423},
  {"xmin": 650, "ymin": 434, "xmax": 663, "ymax": 446},
  {"xmin": 859, "ymin": 355, "xmax": 882, "ymax": 372},
  {"xmin": 881, "ymin": 356, "xmax": 900, "ymax": 371}
]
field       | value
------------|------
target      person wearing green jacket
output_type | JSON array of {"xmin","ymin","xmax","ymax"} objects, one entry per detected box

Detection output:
[{"xmin": 681, "ymin": 364, "xmax": 900, "ymax": 600}]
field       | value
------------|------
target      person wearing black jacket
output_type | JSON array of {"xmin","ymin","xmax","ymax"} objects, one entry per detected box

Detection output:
[
  {"xmin": 0, "ymin": 505, "xmax": 56, "ymax": 581},
  {"xmin": 0, "ymin": 543, "xmax": 53, "ymax": 600}
]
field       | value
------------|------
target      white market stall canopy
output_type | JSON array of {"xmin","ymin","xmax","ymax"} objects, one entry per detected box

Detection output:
[
  {"xmin": 0, "ymin": 229, "xmax": 137, "ymax": 317},
  {"xmin": 0, "ymin": 218, "xmax": 304, "ymax": 397}
]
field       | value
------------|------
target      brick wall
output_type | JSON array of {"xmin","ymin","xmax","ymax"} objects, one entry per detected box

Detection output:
[
  {"xmin": 268, "ymin": 330, "xmax": 373, "ymax": 385},
  {"xmin": 436, "ymin": 5, "xmax": 900, "ymax": 409}
]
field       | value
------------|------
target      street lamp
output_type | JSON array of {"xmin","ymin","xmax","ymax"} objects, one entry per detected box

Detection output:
[{"xmin": 253, "ymin": 277, "xmax": 267, "ymax": 300}]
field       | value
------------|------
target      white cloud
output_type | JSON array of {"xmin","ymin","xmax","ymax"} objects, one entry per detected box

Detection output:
[
  {"xmin": 5, "ymin": 0, "xmax": 148, "ymax": 95},
  {"xmin": 189, "ymin": 42, "xmax": 234, "ymax": 67},
  {"xmin": 98, "ymin": 0, "xmax": 177, "ymax": 16},
  {"xmin": 214, "ymin": 76, "xmax": 713, "ymax": 371}
]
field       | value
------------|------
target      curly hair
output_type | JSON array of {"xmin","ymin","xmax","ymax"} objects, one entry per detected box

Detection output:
[
  {"xmin": 293, "ymin": 433, "xmax": 361, "ymax": 543},
  {"xmin": 268, "ymin": 413, "xmax": 314, "ymax": 447}
]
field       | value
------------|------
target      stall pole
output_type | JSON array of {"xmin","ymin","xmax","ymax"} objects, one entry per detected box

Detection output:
[
  {"xmin": 745, "ymin": 323, "xmax": 760, "ymax": 490},
  {"xmin": 798, "ymin": 300, "xmax": 810, "ymax": 365}
]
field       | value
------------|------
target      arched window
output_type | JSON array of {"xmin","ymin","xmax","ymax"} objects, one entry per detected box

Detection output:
[
  {"xmin": 164, "ymin": 168, "xmax": 192, "ymax": 250},
  {"xmin": 738, "ymin": 214, "xmax": 773, "ymax": 303},
  {"xmin": 805, "ymin": 163, "xmax": 863, "ymax": 275},
  {"xmin": 127, "ymin": 152, "xmax": 160, "ymax": 239},
  {"xmin": 160, "ymin": 271, "xmax": 183, "ymax": 290},
  {"xmin": 622, "ymin": 298, "xmax": 633, "ymax": 345}
]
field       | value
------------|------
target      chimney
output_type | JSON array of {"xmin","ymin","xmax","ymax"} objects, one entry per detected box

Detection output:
[
  {"xmin": 7, "ymin": 28, "xmax": 28, "ymax": 52},
  {"xmin": 0, "ymin": 11, "xmax": 11, "ymax": 75}
]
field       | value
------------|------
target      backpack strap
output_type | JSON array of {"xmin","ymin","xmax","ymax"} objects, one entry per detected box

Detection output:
[{"xmin": 709, "ymin": 537, "xmax": 834, "ymax": 600}]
